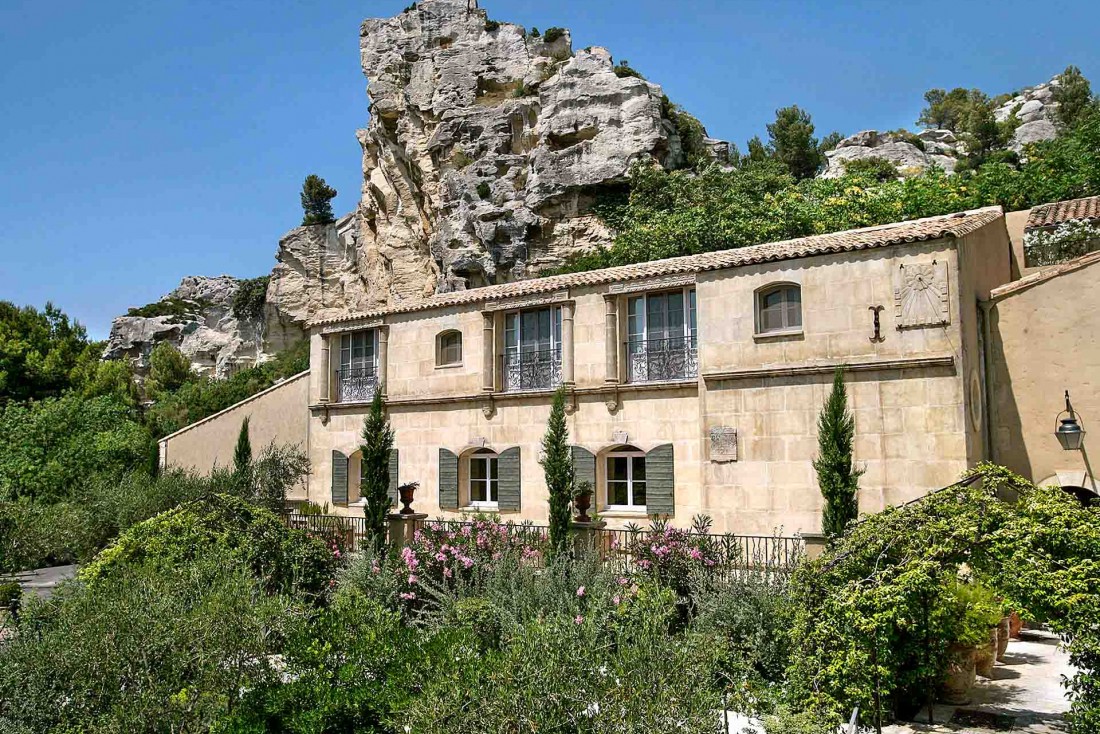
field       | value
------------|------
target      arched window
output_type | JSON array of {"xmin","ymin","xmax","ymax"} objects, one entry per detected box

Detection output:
[
  {"xmin": 605, "ymin": 446, "xmax": 646, "ymax": 511},
  {"xmin": 436, "ymin": 329, "xmax": 462, "ymax": 366},
  {"xmin": 467, "ymin": 448, "xmax": 498, "ymax": 507},
  {"xmin": 755, "ymin": 283, "xmax": 802, "ymax": 335}
]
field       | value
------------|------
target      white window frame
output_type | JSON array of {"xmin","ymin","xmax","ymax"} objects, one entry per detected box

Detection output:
[
  {"xmin": 627, "ymin": 287, "xmax": 697, "ymax": 346},
  {"xmin": 502, "ymin": 305, "xmax": 563, "ymax": 391},
  {"xmin": 754, "ymin": 283, "xmax": 802, "ymax": 335},
  {"xmin": 604, "ymin": 450, "xmax": 647, "ymax": 512},
  {"xmin": 467, "ymin": 451, "xmax": 499, "ymax": 508},
  {"xmin": 338, "ymin": 329, "xmax": 379, "ymax": 373}
]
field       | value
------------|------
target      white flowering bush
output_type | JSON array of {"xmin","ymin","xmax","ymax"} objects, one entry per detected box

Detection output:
[{"xmin": 1024, "ymin": 219, "xmax": 1100, "ymax": 266}]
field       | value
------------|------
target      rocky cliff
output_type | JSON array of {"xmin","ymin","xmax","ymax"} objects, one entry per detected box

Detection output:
[{"xmin": 106, "ymin": 0, "xmax": 718, "ymax": 374}]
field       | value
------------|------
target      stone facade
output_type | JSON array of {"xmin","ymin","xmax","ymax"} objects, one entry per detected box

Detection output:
[{"xmin": 281, "ymin": 208, "xmax": 1010, "ymax": 534}]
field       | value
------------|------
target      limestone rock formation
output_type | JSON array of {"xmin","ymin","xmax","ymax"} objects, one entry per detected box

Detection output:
[
  {"xmin": 820, "ymin": 129, "xmax": 960, "ymax": 179},
  {"xmin": 993, "ymin": 77, "xmax": 1061, "ymax": 153},
  {"xmin": 103, "ymin": 275, "xmax": 295, "ymax": 379}
]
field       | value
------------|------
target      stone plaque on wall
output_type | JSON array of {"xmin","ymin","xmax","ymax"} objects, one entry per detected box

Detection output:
[
  {"xmin": 709, "ymin": 427, "xmax": 738, "ymax": 462},
  {"xmin": 894, "ymin": 260, "xmax": 949, "ymax": 329}
]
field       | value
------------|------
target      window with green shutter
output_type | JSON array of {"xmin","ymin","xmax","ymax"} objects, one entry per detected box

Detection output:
[
  {"xmin": 572, "ymin": 446, "xmax": 596, "ymax": 494},
  {"xmin": 388, "ymin": 449, "xmax": 399, "ymax": 509},
  {"xmin": 497, "ymin": 447, "xmax": 521, "ymax": 511},
  {"xmin": 645, "ymin": 443, "xmax": 675, "ymax": 516},
  {"xmin": 438, "ymin": 448, "xmax": 459, "ymax": 510},
  {"xmin": 331, "ymin": 450, "xmax": 349, "ymax": 506}
]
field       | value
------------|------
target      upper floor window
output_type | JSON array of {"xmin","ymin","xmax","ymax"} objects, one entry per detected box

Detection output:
[
  {"xmin": 337, "ymin": 329, "xmax": 378, "ymax": 402},
  {"xmin": 436, "ymin": 330, "xmax": 462, "ymax": 367},
  {"xmin": 503, "ymin": 306, "xmax": 562, "ymax": 392},
  {"xmin": 468, "ymin": 449, "xmax": 499, "ymax": 507},
  {"xmin": 755, "ymin": 283, "xmax": 802, "ymax": 335},
  {"xmin": 626, "ymin": 288, "xmax": 698, "ymax": 383},
  {"xmin": 606, "ymin": 448, "xmax": 646, "ymax": 511}
]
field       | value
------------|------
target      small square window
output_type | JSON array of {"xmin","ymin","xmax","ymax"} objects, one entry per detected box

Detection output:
[{"xmin": 436, "ymin": 330, "xmax": 462, "ymax": 366}]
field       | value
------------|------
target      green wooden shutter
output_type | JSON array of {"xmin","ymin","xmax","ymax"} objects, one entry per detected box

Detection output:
[
  {"xmin": 438, "ymin": 448, "xmax": 459, "ymax": 510},
  {"xmin": 571, "ymin": 446, "xmax": 596, "ymax": 494},
  {"xmin": 388, "ymin": 449, "xmax": 399, "ymax": 509},
  {"xmin": 331, "ymin": 450, "xmax": 348, "ymax": 506},
  {"xmin": 497, "ymin": 447, "xmax": 521, "ymax": 511},
  {"xmin": 645, "ymin": 443, "xmax": 675, "ymax": 516}
]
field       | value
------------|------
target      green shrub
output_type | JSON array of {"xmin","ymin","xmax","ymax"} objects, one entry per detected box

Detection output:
[
  {"xmin": 0, "ymin": 581, "xmax": 20, "ymax": 616},
  {"xmin": 613, "ymin": 59, "xmax": 644, "ymax": 79},
  {"xmin": 231, "ymin": 275, "xmax": 269, "ymax": 321},
  {"xmin": 542, "ymin": 26, "xmax": 566, "ymax": 43},
  {"xmin": 125, "ymin": 296, "xmax": 208, "ymax": 322},
  {"xmin": 0, "ymin": 557, "xmax": 298, "ymax": 733},
  {"xmin": 476, "ymin": 181, "xmax": 491, "ymax": 200},
  {"xmin": 0, "ymin": 301, "xmax": 90, "ymax": 405},
  {"xmin": 483, "ymin": 19, "xmax": 499, "ymax": 32},
  {"xmin": 842, "ymin": 156, "xmax": 900, "ymax": 181},
  {"xmin": 79, "ymin": 494, "xmax": 337, "ymax": 598}
]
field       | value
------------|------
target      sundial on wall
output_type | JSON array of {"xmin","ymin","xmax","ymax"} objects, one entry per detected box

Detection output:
[{"xmin": 894, "ymin": 260, "xmax": 949, "ymax": 328}]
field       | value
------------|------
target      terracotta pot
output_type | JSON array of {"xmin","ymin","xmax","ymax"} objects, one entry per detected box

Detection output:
[
  {"xmin": 975, "ymin": 628, "xmax": 997, "ymax": 678},
  {"xmin": 942, "ymin": 643, "xmax": 976, "ymax": 705},
  {"xmin": 574, "ymin": 490, "xmax": 593, "ymax": 523},
  {"xmin": 1009, "ymin": 611, "xmax": 1023, "ymax": 639},
  {"xmin": 996, "ymin": 616, "xmax": 1011, "ymax": 661}
]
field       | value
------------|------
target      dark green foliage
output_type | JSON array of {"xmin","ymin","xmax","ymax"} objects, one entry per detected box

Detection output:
[
  {"xmin": 542, "ymin": 388, "xmax": 573, "ymax": 558},
  {"xmin": 0, "ymin": 557, "xmax": 299, "ymax": 733},
  {"xmin": 360, "ymin": 389, "xmax": 395, "ymax": 550},
  {"xmin": 888, "ymin": 128, "xmax": 926, "ymax": 151},
  {"xmin": 299, "ymin": 174, "xmax": 338, "ymax": 226},
  {"xmin": 79, "ymin": 493, "xmax": 337, "ymax": 597},
  {"xmin": 476, "ymin": 181, "xmax": 491, "ymax": 199},
  {"xmin": 1055, "ymin": 65, "xmax": 1098, "ymax": 130},
  {"xmin": 0, "ymin": 395, "xmax": 152, "ymax": 504},
  {"xmin": 662, "ymin": 96, "xmax": 710, "ymax": 168},
  {"xmin": 746, "ymin": 135, "xmax": 772, "ymax": 163},
  {"xmin": 767, "ymin": 105, "xmax": 823, "ymax": 179},
  {"xmin": 144, "ymin": 337, "xmax": 308, "ymax": 438},
  {"xmin": 542, "ymin": 26, "xmax": 566, "ymax": 43},
  {"xmin": 813, "ymin": 368, "xmax": 862, "ymax": 538},
  {"xmin": 231, "ymin": 275, "xmax": 270, "ymax": 321},
  {"xmin": 125, "ymin": 295, "xmax": 209, "ymax": 322},
  {"xmin": 0, "ymin": 581, "xmax": 20, "ymax": 616},
  {"xmin": 613, "ymin": 58, "xmax": 644, "ymax": 79},
  {"xmin": 817, "ymin": 130, "xmax": 843, "ymax": 154},
  {"xmin": 0, "ymin": 301, "xmax": 89, "ymax": 405},
  {"xmin": 842, "ymin": 155, "xmax": 900, "ymax": 181},
  {"xmin": 917, "ymin": 87, "xmax": 990, "ymax": 132},
  {"xmin": 557, "ymin": 114, "xmax": 1100, "ymax": 274},
  {"xmin": 146, "ymin": 341, "xmax": 194, "ymax": 395},
  {"xmin": 529, "ymin": 26, "xmax": 539, "ymax": 36},
  {"xmin": 484, "ymin": 19, "xmax": 500, "ymax": 31},
  {"xmin": 234, "ymin": 416, "xmax": 252, "ymax": 475}
]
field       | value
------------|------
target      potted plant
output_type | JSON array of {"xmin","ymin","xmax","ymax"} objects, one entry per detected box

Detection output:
[
  {"xmin": 996, "ymin": 613, "xmax": 1012, "ymax": 661},
  {"xmin": 943, "ymin": 581, "xmax": 1002, "ymax": 701},
  {"xmin": 573, "ymin": 481, "xmax": 594, "ymax": 523},
  {"xmin": 398, "ymin": 481, "xmax": 420, "ymax": 515}
]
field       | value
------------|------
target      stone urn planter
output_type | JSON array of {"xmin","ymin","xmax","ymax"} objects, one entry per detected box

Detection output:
[
  {"xmin": 942, "ymin": 643, "xmax": 977, "ymax": 705},
  {"xmin": 996, "ymin": 616, "xmax": 1012, "ymax": 661},
  {"xmin": 975, "ymin": 627, "xmax": 998, "ymax": 678},
  {"xmin": 573, "ymin": 483, "xmax": 594, "ymax": 523},
  {"xmin": 1009, "ymin": 611, "xmax": 1023, "ymax": 639},
  {"xmin": 398, "ymin": 482, "xmax": 420, "ymax": 515}
]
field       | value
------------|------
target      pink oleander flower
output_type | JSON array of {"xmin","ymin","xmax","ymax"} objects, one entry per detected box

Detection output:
[
  {"xmin": 333, "ymin": 548, "xmax": 341, "ymax": 558},
  {"xmin": 461, "ymin": 557, "xmax": 474, "ymax": 569},
  {"xmin": 574, "ymin": 615, "xmax": 584, "ymax": 625},
  {"xmin": 435, "ymin": 552, "xmax": 447, "ymax": 562},
  {"xmin": 576, "ymin": 586, "xmax": 586, "ymax": 597},
  {"xmin": 617, "ymin": 577, "xmax": 629, "ymax": 586},
  {"xmin": 688, "ymin": 548, "xmax": 703, "ymax": 561},
  {"xmin": 408, "ymin": 574, "xmax": 418, "ymax": 585},
  {"xmin": 637, "ymin": 559, "xmax": 652, "ymax": 570},
  {"xmin": 443, "ymin": 567, "xmax": 453, "ymax": 579},
  {"xmin": 400, "ymin": 592, "xmax": 416, "ymax": 601},
  {"xmin": 612, "ymin": 595, "xmax": 621, "ymax": 605}
]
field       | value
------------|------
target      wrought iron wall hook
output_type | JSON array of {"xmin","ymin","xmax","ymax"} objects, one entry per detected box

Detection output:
[{"xmin": 869, "ymin": 305, "xmax": 885, "ymax": 343}]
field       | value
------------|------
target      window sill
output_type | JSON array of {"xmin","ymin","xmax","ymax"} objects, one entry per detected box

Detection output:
[
  {"xmin": 599, "ymin": 508, "xmax": 649, "ymax": 519},
  {"xmin": 434, "ymin": 363, "xmax": 463, "ymax": 370},
  {"xmin": 752, "ymin": 329, "xmax": 804, "ymax": 342},
  {"xmin": 461, "ymin": 504, "xmax": 500, "ymax": 513}
]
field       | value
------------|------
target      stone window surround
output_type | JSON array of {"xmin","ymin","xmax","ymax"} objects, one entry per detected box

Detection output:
[
  {"xmin": 465, "ymin": 448, "xmax": 499, "ymax": 509},
  {"xmin": 603, "ymin": 447, "xmax": 648, "ymax": 514},
  {"xmin": 753, "ymin": 281, "xmax": 803, "ymax": 338},
  {"xmin": 481, "ymin": 296, "xmax": 576, "ymax": 394},
  {"xmin": 435, "ymin": 329, "xmax": 463, "ymax": 368},
  {"xmin": 318, "ymin": 322, "xmax": 389, "ymax": 404}
]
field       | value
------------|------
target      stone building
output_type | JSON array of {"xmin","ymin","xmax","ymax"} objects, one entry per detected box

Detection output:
[{"xmin": 161, "ymin": 206, "xmax": 1026, "ymax": 535}]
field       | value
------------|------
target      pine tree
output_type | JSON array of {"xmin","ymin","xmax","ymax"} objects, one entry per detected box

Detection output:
[
  {"xmin": 1054, "ymin": 65, "xmax": 1097, "ymax": 130},
  {"xmin": 542, "ymin": 387, "xmax": 574, "ymax": 559},
  {"xmin": 813, "ymin": 368, "xmax": 863, "ymax": 538},
  {"xmin": 767, "ymin": 105, "xmax": 822, "ymax": 179},
  {"xmin": 300, "ymin": 174, "xmax": 338, "ymax": 226},
  {"xmin": 360, "ymin": 388, "xmax": 395, "ymax": 551},
  {"xmin": 233, "ymin": 417, "xmax": 252, "ymax": 475}
]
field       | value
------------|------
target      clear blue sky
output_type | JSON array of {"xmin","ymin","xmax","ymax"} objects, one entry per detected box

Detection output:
[{"xmin": 2, "ymin": 0, "xmax": 1097, "ymax": 340}]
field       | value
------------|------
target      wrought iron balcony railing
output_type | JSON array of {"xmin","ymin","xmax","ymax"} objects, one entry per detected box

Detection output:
[
  {"xmin": 626, "ymin": 336, "xmax": 698, "ymax": 383},
  {"xmin": 502, "ymin": 348, "xmax": 562, "ymax": 392},
  {"xmin": 336, "ymin": 366, "xmax": 379, "ymax": 403}
]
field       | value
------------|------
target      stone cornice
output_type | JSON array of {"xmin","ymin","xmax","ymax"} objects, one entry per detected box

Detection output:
[
  {"xmin": 606, "ymin": 273, "xmax": 695, "ymax": 295},
  {"xmin": 318, "ymin": 316, "xmax": 384, "ymax": 336},
  {"xmin": 481, "ymin": 290, "xmax": 570, "ymax": 312},
  {"xmin": 702, "ymin": 355, "xmax": 955, "ymax": 382}
]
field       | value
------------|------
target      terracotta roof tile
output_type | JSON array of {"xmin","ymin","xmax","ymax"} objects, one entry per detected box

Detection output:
[
  {"xmin": 311, "ymin": 206, "xmax": 1004, "ymax": 327},
  {"xmin": 1026, "ymin": 196, "xmax": 1100, "ymax": 230}
]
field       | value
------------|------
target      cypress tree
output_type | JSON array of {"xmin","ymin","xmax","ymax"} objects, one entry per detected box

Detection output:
[
  {"xmin": 814, "ymin": 368, "xmax": 863, "ymax": 538},
  {"xmin": 542, "ymin": 387, "xmax": 574, "ymax": 559},
  {"xmin": 233, "ymin": 417, "xmax": 252, "ymax": 476},
  {"xmin": 360, "ymin": 388, "xmax": 395, "ymax": 551}
]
